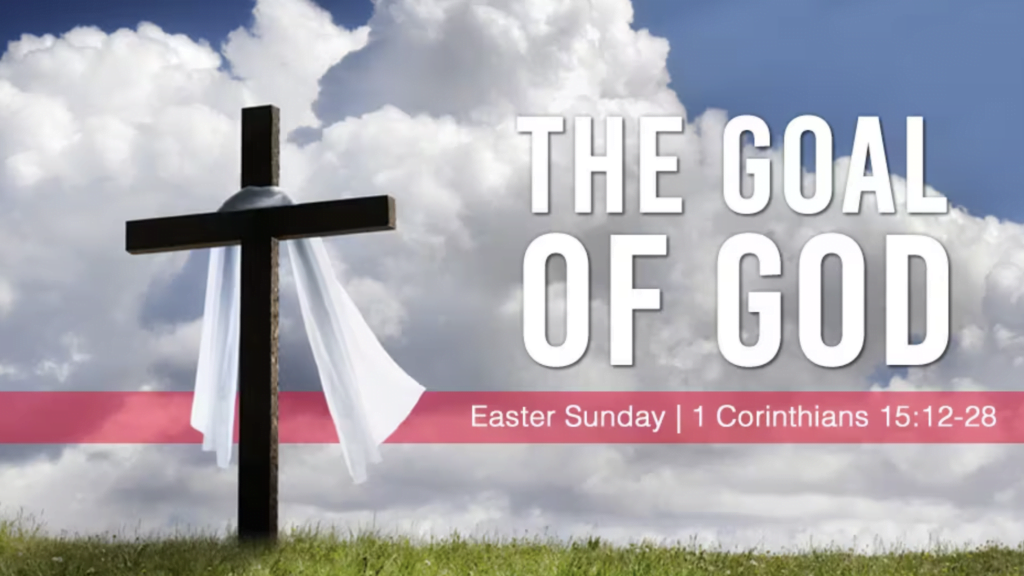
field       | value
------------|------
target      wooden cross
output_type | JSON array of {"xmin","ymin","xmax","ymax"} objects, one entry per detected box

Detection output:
[{"xmin": 125, "ymin": 105, "xmax": 396, "ymax": 543}]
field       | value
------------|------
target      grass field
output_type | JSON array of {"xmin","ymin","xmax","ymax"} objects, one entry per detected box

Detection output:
[{"xmin": 2, "ymin": 518, "xmax": 1024, "ymax": 575}]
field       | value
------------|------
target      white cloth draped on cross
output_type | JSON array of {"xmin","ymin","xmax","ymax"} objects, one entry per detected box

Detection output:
[{"xmin": 191, "ymin": 186, "xmax": 425, "ymax": 483}]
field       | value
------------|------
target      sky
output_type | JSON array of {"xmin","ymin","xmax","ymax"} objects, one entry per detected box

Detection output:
[
  {"xmin": 3, "ymin": 0, "xmax": 1021, "ymax": 218},
  {"xmin": 1, "ymin": 0, "xmax": 1024, "ymax": 552}
]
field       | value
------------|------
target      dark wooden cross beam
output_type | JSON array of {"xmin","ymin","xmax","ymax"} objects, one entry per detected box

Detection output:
[{"xmin": 125, "ymin": 105, "xmax": 396, "ymax": 543}]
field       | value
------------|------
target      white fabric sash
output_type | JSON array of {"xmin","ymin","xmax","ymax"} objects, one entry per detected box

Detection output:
[{"xmin": 190, "ymin": 186, "xmax": 425, "ymax": 483}]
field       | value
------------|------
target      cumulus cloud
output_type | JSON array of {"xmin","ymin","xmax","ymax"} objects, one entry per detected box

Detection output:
[{"xmin": 1, "ymin": 0, "xmax": 1023, "ymax": 552}]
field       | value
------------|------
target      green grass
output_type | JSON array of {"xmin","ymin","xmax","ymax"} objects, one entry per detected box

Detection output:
[{"xmin": 2, "ymin": 516, "xmax": 1024, "ymax": 575}]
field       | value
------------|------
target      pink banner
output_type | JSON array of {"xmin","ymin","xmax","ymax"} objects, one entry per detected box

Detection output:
[{"xmin": 0, "ymin": 391, "xmax": 1023, "ymax": 444}]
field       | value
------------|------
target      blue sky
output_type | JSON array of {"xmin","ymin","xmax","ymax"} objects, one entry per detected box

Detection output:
[{"xmin": 2, "ymin": 0, "xmax": 1021, "ymax": 219}]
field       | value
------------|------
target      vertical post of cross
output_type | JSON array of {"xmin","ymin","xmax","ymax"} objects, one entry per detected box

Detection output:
[
  {"xmin": 237, "ymin": 105, "xmax": 280, "ymax": 543},
  {"xmin": 126, "ymin": 104, "xmax": 398, "ymax": 545}
]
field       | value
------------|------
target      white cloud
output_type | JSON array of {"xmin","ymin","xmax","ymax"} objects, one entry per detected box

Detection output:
[
  {"xmin": 223, "ymin": 0, "xmax": 370, "ymax": 131},
  {"xmin": 1, "ymin": 0, "xmax": 1023, "ymax": 552}
]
